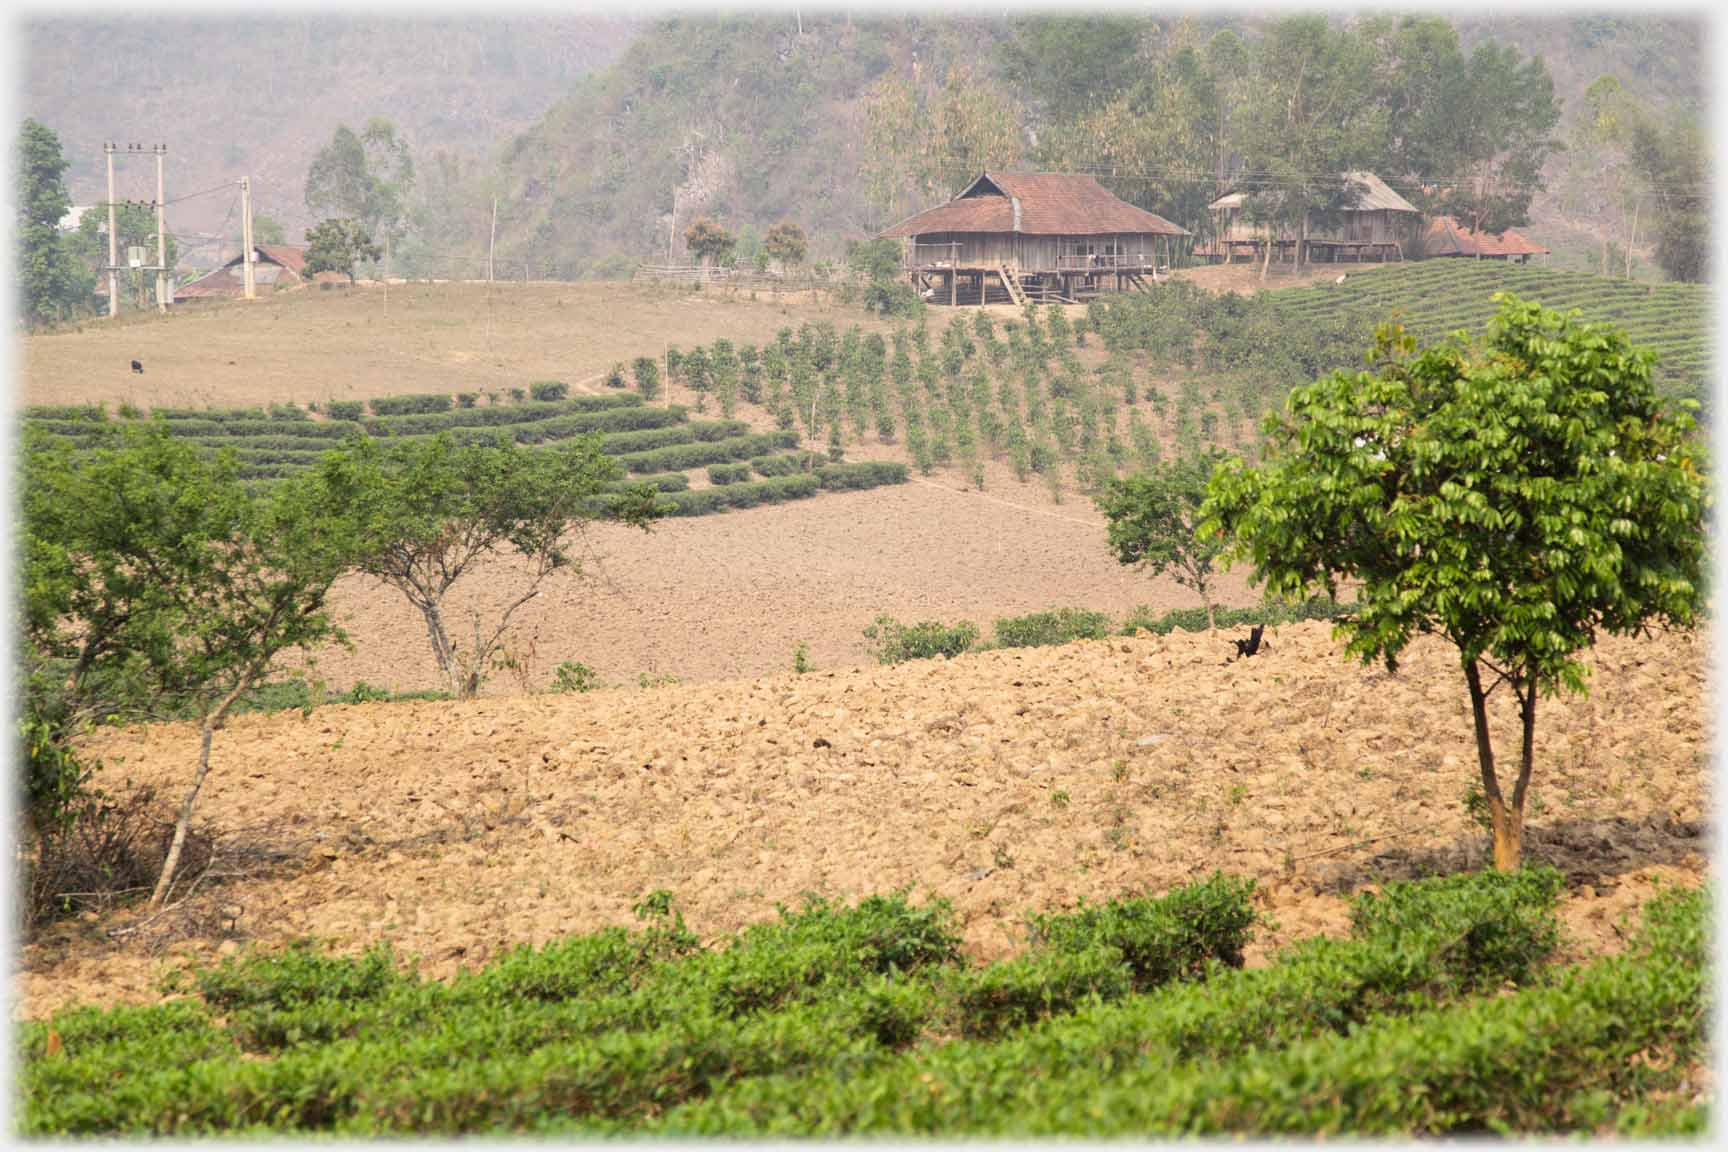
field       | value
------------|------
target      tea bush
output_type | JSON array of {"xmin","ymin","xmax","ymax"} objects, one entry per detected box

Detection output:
[
  {"xmin": 20, "ymin": 871, "xmax": 1687, "ymax": 1138},
  {"xmin": 993, "ymin": 608, "xmax": 1113, "ymax": 649},
  {"xmin": 814, "ymin": 461, "xmax": 908, "ymax": 490},
  {"xmin": 707, "ymin": 463, "xmax": 751, "ymax": 486},
  {"xmin": 862, "ymin": 615, "xmax": 980, "ymax": 664},
  {"xmin": 325, "ymin": 401, "xmax": 365, "ymax": 422},
  {"xmin": 660, "ymin": 474, "xmax": 821, "ymax": 516},
  {"xmin": 369, "ymin": 393, "xmax": 452, "ymax": 417},
  {"xmin": 614, "ymin": 432, "xmax": 799, "ymax": 475},
  {"xmin": 1119, "ymin": 595, "xmax": 1352, "ymax": 637},
  {"xmin": 530, "ymin": 381, "xmax": 570, "ymax": 403},
  {"xmin": 749, "ymin": 453, "xmax": 808, "ymax": 477}
]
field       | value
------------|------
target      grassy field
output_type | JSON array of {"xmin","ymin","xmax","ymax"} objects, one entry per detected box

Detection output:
[{"xmin": 1267, "ymin": 261, "xmax": 1712, "ymax": 402}]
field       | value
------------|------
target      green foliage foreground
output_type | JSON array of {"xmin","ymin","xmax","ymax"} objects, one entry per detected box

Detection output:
[{"xmin": 17, "ymin": 871, "xmax": 1707, "ymax": 1136}]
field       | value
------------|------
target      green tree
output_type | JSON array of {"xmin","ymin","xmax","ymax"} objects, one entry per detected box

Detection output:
[
  {"xmin": 252, "ymin": 214, "xmax": 286, "ymax": 245},
  {"xmin": 21, "ymin": 425, "xmax": 358, "ymax": 906},
  {"xmin": 304, "ymin": 119, "xmax": 414, "ymax": 247},
  {"xmin": 632, "ymin": 355, "xmax": 662, "ymax": 401},
  {"xmin": 14, "ymin": 118, "xmax": 88, "ymax": 326},
  {"xmin": 1203, "ymin": 297, "xmax": 1705, "ymax": 870},
  {"xmin": 304, "ymin": 218, "xmax": 382, "ymax": 285},
  {"xmin": 69, "ymin": 203, "xmax": 177, "ymax": 312},
  {"xmin": 683, "ymin": 217, "xmax": 735, "ymax": 267},
  {"xmin": 314, "ymin": 433, "xmax": 663, "ymax": 700},
  {"xmin": 1627, "ymin": 110, "xmax": 1707, "ymax": 283},
  {"xmin": 763, "ymin": 221, "xmax": 808, "ymax": 270},
  {"xmin": 1095, "ymin": 453, "xmax": 1228, "ymax": 630}
]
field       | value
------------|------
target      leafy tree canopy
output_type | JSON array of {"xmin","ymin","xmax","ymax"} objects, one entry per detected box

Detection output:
[
  {"xmin": 15, "ymin": 118, "xmax": 88, "ymax": 326},
  {"xmin": 304, "ymin": 217, "xmax": 382, "ymax": 284},
  {"xmin": 1096, "ymin": 452, "xmax": 1230, "ymax": 630},
  {"xmin": 1204, "ymin": 295, "xmax": 1706, "ymax": 869}
]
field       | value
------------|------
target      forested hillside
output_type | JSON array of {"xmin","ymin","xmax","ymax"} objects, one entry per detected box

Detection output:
[
  {"xmin": 440, "ymin": 11, "xmax": 1704, "ymax": 280},
  {"xmin": 21, "ymin": 11, "xmax": 1705, "ymax": 282}
]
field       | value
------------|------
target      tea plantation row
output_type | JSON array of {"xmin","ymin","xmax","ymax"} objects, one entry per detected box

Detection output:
[
  {"xmin": 18, "ymin": 870, "xmax": 1706, "ymax": 1136},
  {"xmin": 20, "ymin": 390, "xmax": 907, "ymax": 515},
  {"xmin": 1266, "ymin": 262, "xmax": 1711, "ymax": 402}
]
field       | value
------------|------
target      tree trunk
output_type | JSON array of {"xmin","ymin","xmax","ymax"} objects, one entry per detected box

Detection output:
[
  {"xmin": 1296, "ymin": 211, "xmax": 1307, "ymax": 272},
  {"xmin": 151, "ymin": 677, "xmax": 251, "ymax": 908},
  {"xmin": 1464, "ymin": 659, "xmax": 1528, "ymax": 871},
  {"xmin": 1259, "ymin": 231, "xmax": 1273, "ymax": 282},
  {"xmin": 419, "ymin": 600, "xmax": 467, "ymax": 698}
]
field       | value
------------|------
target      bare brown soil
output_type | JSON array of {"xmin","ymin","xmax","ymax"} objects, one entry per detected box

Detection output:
[
  {"xmin": 22, "ymin": 621, "xmax": 1707, "ymax": 1019},
  {"xmin": 1172, "ymin": 262, "xmax": 1360, "ymax": 295},
  {"xmin": 18, "ymin": 280, "xmax": 894, "ymax": 411}
]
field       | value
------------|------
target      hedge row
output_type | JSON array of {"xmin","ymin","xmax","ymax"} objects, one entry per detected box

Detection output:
[
  {"xmin": 814, "ymin": 461, "xmax": 908, "ymax": 491},
  {"xmin": 364, "ymin": 394, "xmax": 643, "ymax": 437},
  {"xmin": 30, "ymin": 417, "xmax": 364, "ymax": 441},
  {"xmin": 596, "ymin": 420, "xmax": 747, "ymax": 458},
  {"xmin": 367, "ymin": 393, "xmax": 451, "ymax": 416},
  {"xmin": 613, "ymin": 431, "xmax": 799, "ymax": 475},
  {"xmin": 993, "ymin": 608, "xmax": 1113, "ymax": 649},
  {"xmin": 604, "ymin": 473, "xmax": 690, "ymax": 493},
  {"xmin": 634, "ymin": 869, "xmax": 1582, "ymax": 1136},
  {"xmin": 325, "ymin": 401, "xmax": 365, "ymax": 422},
  {"xmin": 21, "ymin": 404, "xmax": 107, "ymax": 422},
  {"xmin": 708, "ymin": 463, "xmax": 752, "ymax": 486},
  {"xmin": 18, "ymin": 877, "xmax": 1261, "ymax": 1135},
  {"xmin": 660, "ymin": 473, "xmax": 821, "ymax": 515},
  {"xmin": 447, "ymin": 405, "xmax": 687, "ymax": 447},
  {"xmin": 748, "ymin": 453, "xmax": 809, "ymax": 477}
]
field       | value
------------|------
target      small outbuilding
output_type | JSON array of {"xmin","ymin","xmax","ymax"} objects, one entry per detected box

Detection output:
[
  {"xmin": 174, "ymin": 244, "xmax": 340, "ymax": 302},
  {"xmin": 1201, "ymin": 171, "xmax": 1421, "ymax": 264},
  {"xmin": 879, "ymin": 171, "xmax": 1191, "ymax": 306},
  {"xmin": 1421, "ymin": 216, "xmax": 1549, "ymax": 263}
]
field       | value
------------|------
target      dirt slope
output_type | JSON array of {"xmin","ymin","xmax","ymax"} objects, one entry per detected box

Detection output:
[{"xmin": 24, "ymin": 621, "xmax": 1707, "ymax": 1019}]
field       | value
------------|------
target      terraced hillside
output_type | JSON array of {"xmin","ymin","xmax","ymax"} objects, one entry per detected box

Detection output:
[
  {"xmin": 21, "ymin": 392, "xmax": 907, "ymax": 518},
  {"xmin": 1269, "ymin": 262, "xmax": 1711, "ymax": 403}
]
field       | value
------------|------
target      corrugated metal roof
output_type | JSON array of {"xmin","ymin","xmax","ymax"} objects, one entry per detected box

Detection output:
[
  {"xmin": 1422, "ymin": 216, "xmax": 1549, "ymax": 258},
  {"xmin": 1208, "ymin": 171, "xmax": 1418, "ymax": 215},
  {"xmin": 881, "ymin": 171, "xmax": 1189, "ymax": 238}
]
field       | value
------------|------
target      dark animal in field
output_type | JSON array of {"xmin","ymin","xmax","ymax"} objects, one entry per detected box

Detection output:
[
  {"xmin": 1233, "ymin": 624, "xmax": 1266, "ymax": 660},
  {"xmin": 130, "ymin": 360, "xmax": 144, "ymax": 374}
]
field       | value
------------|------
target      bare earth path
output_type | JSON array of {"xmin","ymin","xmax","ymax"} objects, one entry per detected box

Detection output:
[{"xmin": 24, "ymin": 622, "xmax": 1707, "ymax": 1018}]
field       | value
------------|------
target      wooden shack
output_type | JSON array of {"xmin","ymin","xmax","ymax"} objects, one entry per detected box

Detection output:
[
  {"xmin": 1201, "ymin": 171, "xmax": 1420, "ymax": 264},
  {"xmin": 879, "ymin": 171, "xmax": 1190, "ymax": 306}
]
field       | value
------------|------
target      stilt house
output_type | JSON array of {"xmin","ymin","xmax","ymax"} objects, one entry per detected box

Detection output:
[
  {"xmin": 1201, "ymin": 171, "xmax": 1420, "ymax": 264},
  {"xmin": 879, "ymin": 171, "xmax": 1191, "ymax": 306}
]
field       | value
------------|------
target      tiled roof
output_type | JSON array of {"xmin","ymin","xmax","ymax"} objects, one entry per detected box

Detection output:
[
  {"xmin": 881, "ymin": 172, "xmax": 1189, "ymax": 238},
  {"xmin": 1422, "ymin": 216, "xmax": 1549, "ymax": 258}
]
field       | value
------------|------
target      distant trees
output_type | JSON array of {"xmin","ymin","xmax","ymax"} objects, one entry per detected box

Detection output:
[
  {"xmin": 15, "ymin": 119, "xmax": 90, "ymax": 326},
  {"xmin": 860, "ymin": 64, "xmax": 1022, "ymax": 227},
  {"xmin": 764, "ymin": 221, "xmax": 808, "ymax": 270},
  {"xmin": 304, "ymin": 218, "xmax": 382, "ymax": 284},
  {"xmin": 304, "ymin": 119, "xmax": 415, "ymax": 255},
  {"xmin": 252, "ymin": 214, "xmax": 286, "ymax": 245},
  {"xmin": 1204, "ymin": 298, "xmax": 1705, "ymax": 870},
  {"xmin": 1627, "ymin": 110, "xmax": 1707, "ymax": 283},
  {"xmin": 684, "ymin": 218, "xmax": 736, "ymax": 267}
]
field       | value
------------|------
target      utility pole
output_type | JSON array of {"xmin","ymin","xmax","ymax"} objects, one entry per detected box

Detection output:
[
  {"xmin": 488, "ymin": 196, "xmax": 498, "ymax": 283},
  {"xmin": 104, "ymin": 142, "xmax": 118, "ymax": 318},
  {"xmin": 153, "ymin": 144, "xmax": 168, "ymax": 312},
  {"xmin": 239, "ymin": 177, "xmax": 255, "ymax": 300},
  {"xmin": 667, "ymin": 189, "xmax": 677, "ymax": 267}
]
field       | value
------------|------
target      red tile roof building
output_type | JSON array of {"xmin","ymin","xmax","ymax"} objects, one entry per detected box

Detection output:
[{"xmin": 1421, "ymin": 216, "xmax": 1550, "ymax": 262}]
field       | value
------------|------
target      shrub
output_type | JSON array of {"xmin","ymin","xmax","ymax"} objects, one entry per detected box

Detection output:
[
  {"xmin": 605, "ymin": 364, "xmax": 628, "ymax": 389},
  {"xmin": 530, "ymin": 381, "xmax": 569, "ymax": 403},
  {"xmin": 325, "ymin": 401, "xmax": 364, "ymax": 422},
  {"xmin": 550, "ymin": 662, "xmax": 599, "ymax": 694},
  {"xmin": 267, "ymin": 403, "xmax": 309, "ymax": 421},
  {"xmin": 614, "ymin": 432, "xmax": 799, "ymax": 475},
  {"xmin": 993, "ymin": 608, "xmax": 1113, "ymax": 649},
  {"xmin": 862, "ymin": 615, "xmax": 979, "ymax": 664},
  {"xmin": 457, "ymin": 393, "xmax": 479, "ymax": 409},
  {"xmin": 708, "ymin": 463, "xmax": 751, "ymax": 486},
  {"xmin": 1028, "ymin": 873, "xmax": 1257, "ymax": 990},
  {"xmin": 633, "ymin": 357, "xmax": 662, "ymax": 401},
  {"xmin": 369, "ymin": 394, "xmax": 452, "ymax": 416},
  {"xmin": 1118, "ymin": 596, "xmax": 1352, "ymax": 637},
  {"xmin": 23, "ymin": 404, "xmax": 105, "ymax": 422}
]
